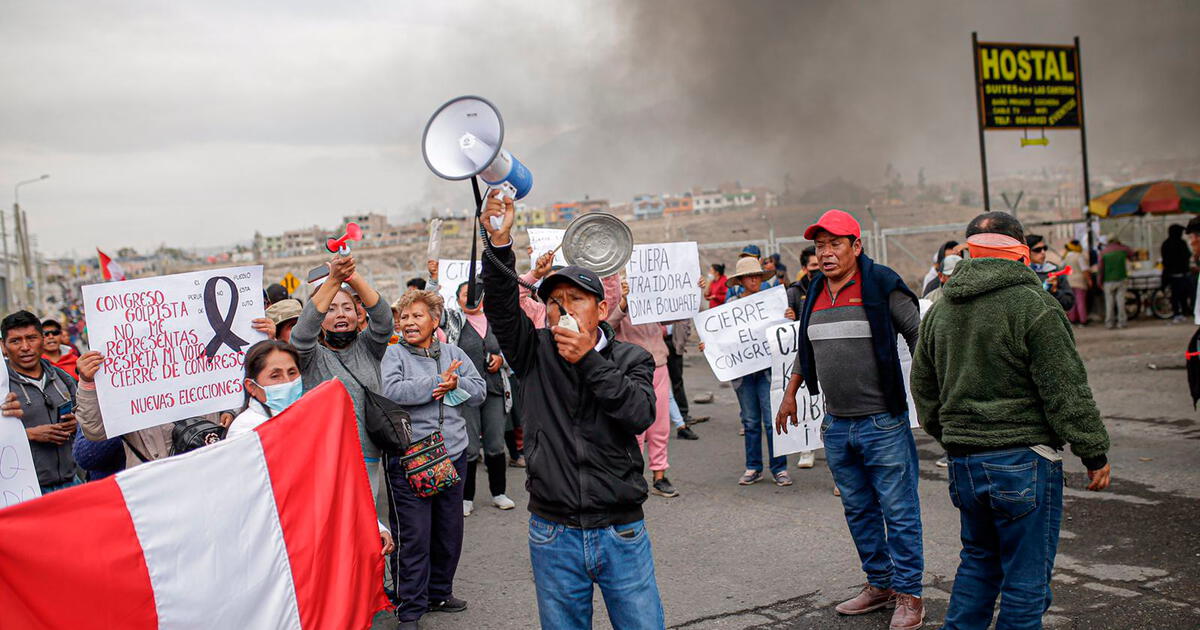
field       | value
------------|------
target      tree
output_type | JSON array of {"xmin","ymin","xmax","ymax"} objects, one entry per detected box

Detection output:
[{"xmin": 116, "ymin": 247, "xmax": 138, "ymax": 258}]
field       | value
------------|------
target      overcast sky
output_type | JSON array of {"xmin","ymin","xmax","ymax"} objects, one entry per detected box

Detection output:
[{"xmin": 2, "ymin": 0, "xmax": 1197, "ymax": 257}]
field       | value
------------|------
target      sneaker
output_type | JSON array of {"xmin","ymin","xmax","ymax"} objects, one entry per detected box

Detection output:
[
  {"xmin": 462, "ymin": 500, "xmax": 474, "ymax": 517},
  {"xmin": 427, "ymin": 595, "xmax": 468, "ymax": 613},
  {"xmin": 676, "ymin": 426, "xmax": 700, "ymax": 440},
  {"xmin": 774, "ymin": 471, "xmax": 793, "ymax": 486},
  {"xmin": 738, "ymin": 470, "xmax": 762, "ymax": 485},
  {"xmin": 796, "ymin": 451, "xmax": 815, "ymax": 469},
  {"xmin": 686, "ymin": 415, "xmax": 710, "ymax": 424},
  {"xmin": 508, "ymin": 456, "xmax": 526, "ymax": 468},
  {"xmin": 935, "ymin": 455, "xmax": 949, "ymax": 468},
  {"xmin": 652, "ymin": 477, "xmax": 680, "ymax": 497},
  {"xmin": 491, "ymin": 494, "xmax": 515, "ymax": 510}
]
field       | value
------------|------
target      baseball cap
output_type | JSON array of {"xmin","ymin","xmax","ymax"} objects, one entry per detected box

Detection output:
[
  {"xmin": 804, "ymin": 209, "xmax": 862, "ymax": 240},
  {"xmin": 266, "ymin": 298, "xmax": 302, "ymax": 326},
  {"xmin": 536, "ymin": 266, "xmax": 606, "ymax": 303},
  {"xmin": 740, "ymin": 244, "xmax": 762, "ymax": 258},
  {"xmin": 265, "ymin": 283, "xmax": 289, "ymax": 304}
]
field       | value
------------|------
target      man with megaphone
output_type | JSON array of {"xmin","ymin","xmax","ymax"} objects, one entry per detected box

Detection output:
[{"xmin": 479, "ymin": 190, "xmax": 666, "ymax": 630}]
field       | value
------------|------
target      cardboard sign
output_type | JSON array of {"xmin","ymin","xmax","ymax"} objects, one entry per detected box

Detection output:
[
  {"xmin": 625, "ymin": 242, "xmax": 702, "ymax": 325},
  {"xmin": 693, "ymin": 286, "xmax": 789, "ymax": 381},
  {"xmin": 81, "ymin": 266, "xmax": 267, "ymax": 437},
  {"xmin": 527, "ymin": 229, "xmax": 567, "ymax": 268},
  {"xmin": 437, "ymin": 259, "xmax": 482, "ymax": 311},
  {"xmin": 0, "ymin": 364, "xmax": 41, "ymax": 508}
]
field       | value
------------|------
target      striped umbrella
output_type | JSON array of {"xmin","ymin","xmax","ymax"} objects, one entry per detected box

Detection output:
[{"xmin": 1088, "ymin": 180, "xmax": 1200, "ymax": 218}]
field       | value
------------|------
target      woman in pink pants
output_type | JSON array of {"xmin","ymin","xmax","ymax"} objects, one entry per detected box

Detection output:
[{"xmin": 602, "ymin": 274, "xmax": 679, "ymax": 498}]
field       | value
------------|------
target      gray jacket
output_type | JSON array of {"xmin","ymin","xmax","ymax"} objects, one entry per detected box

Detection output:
[
  {"xmin": 380, "ymin": 341, "xmax": 485, "ymax": 460},
  {"xmin": 10, "ymin": 360, "xmax": 78, "ymax": 487},
  {"xmin": 291, "ymin": 297, "xmax": 393, "ymax": 459}
]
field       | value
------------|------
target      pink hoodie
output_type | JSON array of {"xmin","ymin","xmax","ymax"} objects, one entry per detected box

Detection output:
[{"xmin": 602, "ymin": 274, "xmax": 668, "ymax": 367}]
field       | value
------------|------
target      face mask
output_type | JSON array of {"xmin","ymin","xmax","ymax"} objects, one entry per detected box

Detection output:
[
  {"xmin": 254, "ymin": 377, "xmax": 303, "ymax": 413},
  {"xmin": 706, "ymin": 273, "xmax": 714, "ymax": 281},
  {"xmin": 443, "ymin": 386, "xmax": 470, "ymax": 407},
  {"xmin": 324, "ymin": 329, "xmax": 357, "ymax": 349}
]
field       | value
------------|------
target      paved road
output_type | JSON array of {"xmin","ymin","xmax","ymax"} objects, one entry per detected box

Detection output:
[{"xmin": 373, "ymin": 319, "xmax": 1200, "ymax": 629}]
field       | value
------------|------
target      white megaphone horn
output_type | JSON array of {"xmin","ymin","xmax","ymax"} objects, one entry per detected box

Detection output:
[{"xmin": 422, "ymin": 96, "xmax": 533, "ymax": 207}]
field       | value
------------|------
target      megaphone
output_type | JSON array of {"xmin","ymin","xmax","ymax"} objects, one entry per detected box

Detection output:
[{"xmin": 422, "ymin": 95, "xmax": 533, "ymax": 201}]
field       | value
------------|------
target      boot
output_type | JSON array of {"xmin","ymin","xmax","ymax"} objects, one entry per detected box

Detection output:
[
  {"xmin": 889, "ymin": 593, "xmax": 924, "ymax": 630},
  {"xmin": 834, "ymin": 584, "xmax": 894, "ymax": 615}
]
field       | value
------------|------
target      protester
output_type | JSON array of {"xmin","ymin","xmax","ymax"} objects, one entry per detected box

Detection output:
[
  {"xmin": 516, "ymin": 249, "xmax": 555, "ymax": 327},
  {"xmin": 40, "ymin": 318, "xmax": 80, "ymax": 379},
  {"xmin": 1062, "ymin": 240, "xmax": 1091, "ymax": 325},
  {"xmin": 1026, "ymin": 235, "xmax": 1074, "ymax": 312},
  {"xmin": 290, "ymin": 255, "xmax": 392, "ymax": 497},
  {"xmin": 76, "ymin": 351, "xmax": 179, "ymax": 465},
  {"xmin": 786, "ymin": 246, "xmax": 819, "ymax": 316},
  {"xmin": 715, "ymin": 256, "xmax": 793, "ymax": 487},
  {"xmin": 923, "ymin": 255, "xmax": 961, "ymax": 305},
  {"xmin": 604, "ymin": 274, "xmax": 679, "ymax": 498},
  {"xmin": 265, "ymin": 298, "xmax": 302, "ymax": 343},
  {"xmin": 1099, "ymin": 238, "xmax": 1135, "ymax": 329},
  {"xmin": 705, "ymin": 262, "xmax": 728, "ymax": 308},
  {"xmin": 1161, "ymin": 224, "xmax": 1192, "ymax": 323},
  {"xmin": 406, "ymin": 277, "xmax": 427, "ymax": 292},
  {"xmin": 911, "ymin": 211, "xmax": 1111, "ymax": 629},
  {"xmin": 4, "ymin": 311, "xmax": 80, "ymax": 494},
  {"xmin": 761, "ymin": 253, "xmax": 782, "ymax": 289},
  {"xmin": 776, "ymin": 209, "xmax": 924, "ymax": 629},
  {"xmin": 922, "ymin": 240, "xmax": 962, "ymax": 297},
  {"xmin": 725, "ymin": 244, "xmax": 763, "ymax": 301},
  {"xmin": 664, "ymin": 319, "xmax": 706, "ymax": 439},
  {"xmin": 481, "ymin": 190, "xmax": 664, "ymax": 630},
  {"xmin": 382, "ymin": 288, "xmax": 485, "ymax": 628},
  {"xmin": 70, "ymin": 425, "xmax": 124, "ymax": 481},
  {"xmin": 226, "ymin": 340, "xmax": 303, "ymax": 438},
  {"xmin": 443, "ymin": 281, "xmax": 516, "ymax": 515}
]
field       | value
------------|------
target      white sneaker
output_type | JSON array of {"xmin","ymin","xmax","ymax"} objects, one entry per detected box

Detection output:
[
  {"xmin": 463, "ymin": 500, "xmax": 474, "ymax": 517},
  {"xmin": 492, "ymin": 494, "xmax": 516, "ymax": 510},
  {"xmin": 796, "ymin": 451, "xmax": 816, "ymax": 469}
]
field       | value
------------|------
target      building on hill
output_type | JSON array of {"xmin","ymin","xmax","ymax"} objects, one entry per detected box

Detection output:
[
  {"xmin": 633, "ymin": 194, "xmax": 665, "ymax": 220},
  {"xmin": 664, "ymin": 194, "xmax": 694, "ymax": 215}
]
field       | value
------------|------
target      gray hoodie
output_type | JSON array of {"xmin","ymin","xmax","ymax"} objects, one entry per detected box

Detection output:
[
  {"xmin": 380, "ymin": 341, "xmax": 485, "ymax": 460},
  {"xmin": 9, "ymin": 360, "xmax": 78, "ymax": 487}
]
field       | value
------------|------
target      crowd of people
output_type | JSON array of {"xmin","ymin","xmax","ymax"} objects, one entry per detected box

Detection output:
[{"xmin": 27, "ymin": 196, "xmax": 1200, "ymax": 630}]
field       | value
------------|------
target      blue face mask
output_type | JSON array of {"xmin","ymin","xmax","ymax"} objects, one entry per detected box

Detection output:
[
  {"xmin": 254, "ymin": 377, "xmax": 303, "ymax": 413},
  {"xmin": 442, "ymin": 387, "xmax": 470, "ymax": 407}
]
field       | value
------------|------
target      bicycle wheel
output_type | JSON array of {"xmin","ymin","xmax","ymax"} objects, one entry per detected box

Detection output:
[
  {"xmin": 1125, "ymin": 290, "xmax": 1142, "ymax": 320},
  {"xmin": 1150, "ymin": 288, "xmax": 1174, "ymax": 320}
]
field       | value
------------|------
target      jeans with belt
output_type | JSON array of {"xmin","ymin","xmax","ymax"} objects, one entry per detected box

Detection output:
[
  {"xmin": 942, "ymin": 448, "xmax": 1063, "ymax": 630},
  {"xmin": 822, "ymin": 411, "xmax": 924, "ymax": 596}
]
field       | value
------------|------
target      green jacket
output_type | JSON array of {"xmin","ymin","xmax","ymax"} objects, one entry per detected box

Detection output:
[{"xmin": 911, "ymin": 257, "xmax": 1109, "ymax": 469}]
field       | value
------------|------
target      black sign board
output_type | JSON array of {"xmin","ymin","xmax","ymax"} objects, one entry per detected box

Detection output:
[{"xmin": 975, "ymin": 42, "xmax": 1081, "ymax": 129}]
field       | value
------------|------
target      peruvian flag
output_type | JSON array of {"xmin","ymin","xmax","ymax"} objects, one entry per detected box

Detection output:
[
  {"xmin": 0, "ymin": 380, "xmax": 391, "ymax": 629},
  {"xmin": 97, "ymin": 248, "xmax": 126, "ymax": 281}
]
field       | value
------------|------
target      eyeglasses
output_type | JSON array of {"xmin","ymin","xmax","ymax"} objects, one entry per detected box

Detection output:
[{"xmin": 1031, "ymin": 246, "xmax": 1048, "ymax": 253}]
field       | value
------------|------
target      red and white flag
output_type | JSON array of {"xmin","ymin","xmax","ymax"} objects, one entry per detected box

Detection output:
[
  {"xmin": 97, "ymin": 248, "xmax": 126, "ymax": 281},
  {"xmin": 0, "ymin": 380, "xmax": 390, "ymax": 630}
]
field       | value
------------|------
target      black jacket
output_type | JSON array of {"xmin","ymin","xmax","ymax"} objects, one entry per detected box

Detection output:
[{"xmin": 483, "ymin": 244, "xmax": 656, "ymax": 528}]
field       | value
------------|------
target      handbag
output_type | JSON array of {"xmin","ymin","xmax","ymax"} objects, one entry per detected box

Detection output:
[{"xmin": 332, "ymin": 352, "xmax": 413, "ymax": 456}]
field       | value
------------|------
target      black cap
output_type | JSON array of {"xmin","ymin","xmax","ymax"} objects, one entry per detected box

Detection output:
[
  {"xmin": 265, "ymin": 283, "xmax": 289, "ymax": 305},
  {"xmin": 536, "ymin": 266, "xmax": 606, "ymax": 303},
  {"xmin": 1187, "ymin": 216, "xmax": 1200, "ymax": 235}
]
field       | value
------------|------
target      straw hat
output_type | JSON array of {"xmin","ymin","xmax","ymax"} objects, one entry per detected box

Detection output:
[{"xmin": 726, "ymin": 257, "xmax": 773, "ymax": 287}]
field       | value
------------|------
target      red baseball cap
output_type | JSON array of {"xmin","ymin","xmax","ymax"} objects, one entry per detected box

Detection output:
[{"xmin": 803, "ymin": 209, "xmax": 861, "ymax": 240}]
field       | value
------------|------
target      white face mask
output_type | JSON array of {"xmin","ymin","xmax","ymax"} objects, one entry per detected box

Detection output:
[{"xmin": 706, "ymin": 273, "xmax": 715, "ymax": 281}]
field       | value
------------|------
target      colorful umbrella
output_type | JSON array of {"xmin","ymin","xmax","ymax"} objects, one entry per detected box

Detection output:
[{"xmin": 1088, "ymin": 180, "xmax": 1200, "ymax": 218}]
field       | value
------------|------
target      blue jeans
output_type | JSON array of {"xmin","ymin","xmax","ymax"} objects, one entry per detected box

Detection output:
[
  {"xmin": 822, "ymin": 411, "xmax": 924, "ymax": 595},
  {"xmin": 943, "ymin": 448, "xmax": 1063, "ymax": 630},
  {"xmin": 40, "ymin": 479, "xmax": 80, "ymax": 494},
  {"xmin": 528, "ymin": 515, "xmax": 664, "ymax": 630},
  {"xmin": 736, "ymin": 370, "xmax": 786, "ymax": 476}
]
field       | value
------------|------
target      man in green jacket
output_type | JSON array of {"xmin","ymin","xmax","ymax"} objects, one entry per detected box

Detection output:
[{"xmin": 911, "ymin": 212, "xmax": 1111, "ymax": 630}]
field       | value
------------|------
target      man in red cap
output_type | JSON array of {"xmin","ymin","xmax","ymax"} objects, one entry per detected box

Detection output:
[{"xmin": 775, "ymin": 209, "xmax": 925, "ymax": 630}]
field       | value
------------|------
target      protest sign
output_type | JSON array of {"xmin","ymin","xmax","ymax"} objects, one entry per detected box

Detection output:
[
  {"xmin": 694, "ymin": 285, "xmax": 789, "ymax": 381},
  {"xmin": 437, "ymin": 259, "xmax": 482, "ymax": 310},
  {"xmin": 625, "ymin": 242, "xmax": 702, "ymax": 325},
  {"xmin": 0, "ymin": 361, "xmax": 41, "ymax": 508},
  {"xmin": 527, "ymin": 228, "xmax": 567, "ymax": 268},
  {"xmin": 81, "ymin": 266, "xmax": 267, "ymax": 437}
]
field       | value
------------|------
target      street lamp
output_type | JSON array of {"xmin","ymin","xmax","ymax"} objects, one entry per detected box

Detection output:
[{"xmin": 12, "ymin": 174, "xmax": 50, "ymax": 310}]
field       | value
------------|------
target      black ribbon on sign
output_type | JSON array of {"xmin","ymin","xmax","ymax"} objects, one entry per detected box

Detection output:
[{"xmin": 203, "ymin": 276, "xmax": 250, "ymax": 360}]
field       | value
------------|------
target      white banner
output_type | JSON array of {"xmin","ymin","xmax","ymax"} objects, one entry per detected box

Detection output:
[
  {"xmin": 437, "ymin": 259, "xmax": 482, "ymax": 311},
  {"xmin": 0, "ymin": 362, "xmax": 41, "ymax": 508},
  {"xmin": 693, "ymin": 285, "xmax": 789, "ymax": 381},
  {"xmin": 527, "ymin": 228, "xmax": 567, "ymax": 269},
  {"xmin": 625, "ymin": 242, "xmax": 702, "ymax": 325},
  {"xmin": 81, "ymin": 266, "xmax": 267, "ymax": 437}
]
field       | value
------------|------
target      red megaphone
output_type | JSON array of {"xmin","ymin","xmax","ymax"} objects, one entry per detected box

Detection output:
[
  {"xmin": 1048, "ymin": 265, "xmax": 1072, "ymax": 279},
  {"xmin": 326, "ymin": 222, "xmax": 363, "ymax": 255}
]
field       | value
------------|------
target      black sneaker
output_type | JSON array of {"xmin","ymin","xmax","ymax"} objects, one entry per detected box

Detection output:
[
  {"xmin": 428, "ymin": 595, "xmax": 468, "ymax": 613},
  {"xmin": 676, "ymin": 426, "xmax": 699, "ymax": 440},
  {"xmin": 652, "ymin": 477, "xmax": 680, "ymax": 498}
]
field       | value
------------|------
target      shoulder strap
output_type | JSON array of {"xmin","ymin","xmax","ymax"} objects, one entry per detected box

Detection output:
[
  {"xmin": 122, "ymin": 436, "xmax": 152, "ymax": 463},
  {"xmin": 330, "ymin": 349, "xmax": 373, "ymax": 393}
]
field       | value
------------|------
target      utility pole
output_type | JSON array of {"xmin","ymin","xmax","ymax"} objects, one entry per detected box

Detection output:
[{"xmin": 13, "ymin": 175, "xmax": 49, "ymax": 310}]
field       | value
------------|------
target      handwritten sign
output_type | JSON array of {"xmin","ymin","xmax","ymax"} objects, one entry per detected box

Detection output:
[
  {"xmin": 693, "ymin": 286, "xmax": 789, "ymax": 381},
  {"xmin": 81, "ymin": 266, "xmax": 267, "ymax": 437},
  {"xmin": 0, "ymin": 364, "xmax": 40, "ymax": 508},
  {"xmin": 527, "ymin": 229, "xmax": 567, "ymax": 268},
  {"xmin": 437, "ymin": 259, "xmax": 482, "ymax": 311},
  {"xmin": 626, "ymin": 242, "xmax": 702, "ymax": 325}
]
